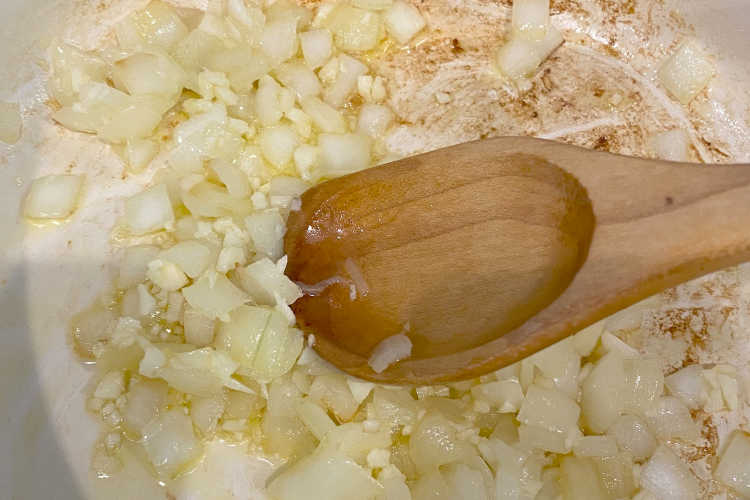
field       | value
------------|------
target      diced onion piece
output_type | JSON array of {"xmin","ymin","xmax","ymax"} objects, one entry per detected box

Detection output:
[
  {"xmin": 559, "ymin": 456, "xmax": 609, "ymax": 500},
  {"xmin": 159, "ymin": 240, "xmax": 212, "ymax": 279},
  {"xmin": 182, "ymin": 182, "xmax": 254, "ymax": 218},
  {"xmin": 124, "ymin": 138, "xmax": 159, "ymax": 172},
  {"xmin": 318, "ymin": 133, "xmax": 372, "ymax": 177},
  {"xmin": 217, "ymin": 305, "xmax": 270, "ymax": 368},
  {"xmin": 372, "ymin": 387, "xmax": 418, "ymax": 428},
  {"xmin": 191, "ymin": 394, "xmax": 225, "ymax": 436},
  {"xmin": 47, "ymin": 42, "xmax": 107, "ymax": 106},
  {"xmin": 113, "ymin": 52, "xmax": 184, "ymax": 97},
  {"xmin": 260, "ymin": 124, "xmax": 299, "ymax": 168},
  {"xmin": 182, "ymin": 273, "xmax": 249, "ymax": 320},
  {"xmin": 368, "ymin": 333, "xmax": 412, "ymax": 373},
  {"xmin": 183, "ymin": 308, "xmax": 216, "ymax": 347},
  {"xmin": 158, "ymin": 347, "xmax": 248, "ymax": 396},
  {"xmin": 640, "ymin": 445, "xmax": 699, "ymax": 500},
  {"xmin": 296, "ymin": 399, "xmax": 336, "ymax": 439},
  {"xmin": 269, "ymin": 176, "xmax": 310, "ymax": 198},
  {"xmin": 300, "ymin": 29, "xmax": 333, "ymax": 69},
  {"xmin": 495, "ymin": 27, "xmax": 563, "ymax": 80},
  {"xmin": 0, "ymin": 100, "xmax": 22, "ymax": 144},
  {"xmin": 252, "ymin": 311, "xmax": 304, "ymax": 380},
  {"xmin": 412, "ymin": 470, "xmax": 451, "ymax": 499},
  {"xmin": 206, "ymin": 47, "xmax": 272, "ymax": 94},
  {"xmin": 383, "ymin": 1, "xmax": 426, "ymax": 45},
  {"xmin": 210, "ymin": 159, "xmax": 251, "ymax": 199},
  {"xmin": 141, "ymin": 409, "xmax": 203, "ymax": 479},
  {"xmin": 120, "ymin": 1, "xmax": 188, "ymax": 51},
  {"xmin": 301, "ymin": 96, "xmax": 347, "ymax": 133},
  {"xmin": 326, "ymin": 5, "xmax": 382, "ymax": 52},
  {"xmin": 261, "ymin": 19, "xmax": 299, "ymax": 64},
  {"xmin": 124, "ymin": 183, "xmax": 174, "ymax": 235},
  {"xmin": 346, "ymin": 378, "xmax": 375, "ymax": 405},
  {"xmin": 512, "ymin": 0, "xmax": 550, "ymax": 41},
  {"xmin": 146, "ymin": 259, "xmax": 188, "ymax": 291},
  {"xmin": 122, "ymin": 379, "xmax": 168, "ymax": 439},
  {"xmin": 658, "ymin": 39, "xmax": 714, "ymax": 105},
  {"xmin": 227, "ymin": 0, "xmax": 266, "ymax": 45},
  {"xmin": 275, "ymin": 61, "xmax": 323, "ymax": 100},
  {"xmin": 256, "ymin": 75, "xmax": 287, "ymax": 126},
  {"xmin": 471, "ymin": 380, "xmax": 524, "ymax": 413},
  {"xmin": 308, "ymin": 374, "xmax": 359, "ymax": 421},
  {"xmin": 581, "ymin": 353, "xmax": 626, "ymax": 433},
  {"xmin": 323, "ymin": 54, "xmax": 368, "ymax": 106},
  {"xmin": 444, "ymin": 463, "xmax": 490, "ymax": 500},
  {"xmin": 268, "ymin": 450, "xmax": 383, "ymax": 500},
  {"xmin": 244, "ymin": 212, "xmax": 287, "ymax": 261},
  {"xmin": 644, "ymin": 396, "xmax": 701, "ymax": 442},
  {"xmin": 529, "ymin": 338, "xmax": 580, "ymax": 398},
  {"xmin": 623, "ymin": 357, "xmax": 664, "ymax": 414},
  {"xmin": 54, "ymin": 83, "xmax": 172, "ymax": 143},
  {"xmin": 518, "ymin": 385, "xmax": 580, "ymax": 435},
  {"xmin": 665, "ymin": 365, "xmax": 707, "ymax": 410},
  {"xmin": 357, "ymin": 103, "xmax": 394, "ymax": 138},
  {"xmin": 651, "ymin": 129, "xmax": 690, "ymax": 162},
  {"xmin": 607, "ymin": 414, "xmax": 656, "ymax": 462},
  {"xmin": 409, "ymin": 414, "xmax": 469, "ymax": 473},
  {"xmin": 573, "ymin": 436, "xmax": 618, "ymax": 457},
  {"xmin": 24, "ymin": 174, "xmax": 83, "ymax": 220},
  {"xmin": 715, "ymin": 431, "xmax": 750, "ymax": 497},
  {"xmin": 518, "ymin": 424, "xmax": 570, "ymax": 454},
  {"xmin": 94, "ymin": 370, "xmax": 126, "ymax": 400}
]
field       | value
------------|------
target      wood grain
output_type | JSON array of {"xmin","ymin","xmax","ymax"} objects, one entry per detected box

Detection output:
[{"xmin": 285, "ymin": 136, "xmax": 750, "ymax": 384}]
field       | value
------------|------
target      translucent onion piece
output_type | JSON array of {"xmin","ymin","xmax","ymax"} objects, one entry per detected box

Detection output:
[
  {"xmin": 244, "ymin": 213, "xmax": 287, "ymax": 262},
  {"xmin": 124, "ymin": 183, "xmax": 174, "ymax": 235},
  {"xmin": 715, "ymin": 431, "xmax": 750, "ymax": 497},
  {"xmin": 159, "ymin": 240, "xmax": 212, "ymax": 279},
  {"xmin": 640, "ymin": 445, "xmax": 699, "ymax": 500},
  {"xmin": 141, "ymin": 409, "xmax": 203, "ymax": 478},
  {"xmin": 495, "ymin": 26, "xmax": 563, "ymax": 81},
  {"xmin": 300, "ymin": 29, "xmax": 333, "ymax": 69},
  {"xmin": 275, "ymin": 61, "xmax": 323, "ymax": 100},
  {"xmin": 512, "ymin": 0, "xmax": 550, "ymax": 41},
  {"xmin": 658, "ymin": 39, "xmax": 715, "ymax": 105},
  {"xmin": 368, "ymin": 333, "xmax": 413, "ymax": 373},
  {"xmin": 318, "ymin": 132, "xmax": 372, "ymax": 177},
  {"xmin": 651, "ymin": 129, "xmax": 690, "ymax": 162},
  {"xmin": 24, "ymin": 174, "xmax": 83, "ymax": 220},
  {"xmin": 182, "ymin": 273, "xmax": 249, "ymax": 320},
  {"xmin": 383, "ymin": 1, "xmax": 426, "ymax": 45},
  {"xmin": 327, "ymin": 5, "xmax": 383, "ymax": 52},
  {"xmin": 112, "ymin": 52, "xmax": 185, "ymax": 97}
]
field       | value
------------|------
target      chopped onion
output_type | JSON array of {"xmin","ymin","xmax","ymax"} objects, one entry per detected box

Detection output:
[
  {"xmin": 157, "ymin": 347, "xmax": 251, "ymax": 396},
  {"xmin": 518, "ymin": 423, "xmax": 569, "ymax": 454},
  {"xmin": 268, "ymin": 450, "xmax": 383, "ymax": 500},
  {"xmin": 146, "ymin": 259, "xmax": 188, "ymax": 291},
  {"xmin": 190, "ymin": 394, "xmax": 225, "ymax": 437},
  {"xmin": 651, "ymin": 129, "xmax": 690, "ymax": 162},
  {"xmin": 182, "ymin": 182, "xmax": 254, "ymax": 218},
  {"xmin": 244, "ymin": 212, "xmax": 287, "ymax": 261},
  {"xmin": 210, "ymin": 159, "xmax": 251, "ymax": 199},
  {"xmin": 309, "ymin": 374, "xmax": 359, "ymax": 421},
  {"xmin": 645, "ymin": 396, "xmax": 701, "ymax": 442},
  {"xmin": 518, "ymin": 385, "xmax": 580, "ymax": 436},
  {"xmin": 300, "ymin": 29, "xmax": 333, "ymax": 69},
  {"xmin": 47, "ymin": 42, "xmax": 107, "ymax": 106},
  {"xmin": 207, "ymin": 46, "xmax": 272, "ymax": 94},
  {"xmin": 251, "ymin": 311, "xmax": 304, "ymax": 380},
  {"xmin": 24, "ymin": 174, "xmax": 83, "ymax": 220},
  {"xmin": 0, "ymin": 100, "xmax": 22, "ymax": 144},
  {"xmin": 124, "ymin": 138, "xmax": 159, "ymax": 172},
  {"xmin": 183, "ymin": 308, "xmax": 216, "ymax": 347},
  {"xmin": 94, "ymin": 370, "xmax": 126, "ymax": 400},
  {"xmin": 471, "ymin": 380, "xmax": 524, "ymax": 413},
  {"xmin": 295, "ymin": 398, "xmax": 336, "ymax": 439},
  {"xmin": 383, "ymin": 1, "xmax": 426, "ymax": 45},
  {"xmin": 529, "ymin": 338, "xmax": 580, "ymax": 398},
  {"xmin": 217, "ymin": 305, "xmax": 270, "ymax": 369},
  {"xmin": 572, "ymin": 436, "xmax": 618, "ymax": 457},
  {"xmin": 495, "ymin": 26, "xmax": 563, "ymax": 81},
  {"xmin": 159, "ymin": 240, "xmax": 212, "ymax": 279},
  {"xmin": 607, "ymin": 414, "xmax": 656, "ymax": 462},
  {"xmin": 665, "ymin": 364, "xmax": 706, "ymax": 409},
  {"xmin": 182, "ymin": 272, "xmax": 249, "ymax": 320},
  {"xmin": 623, "ymin": 357, "xmax": 664, "ymax": 414},
  {"xmin": 326, "ymin": 5, "xmax": 383, "ymax": 52},
  {"xmin": 352, "ymin": 0, "xmax": 393, "ymax": 10},
  {"xmin": 323, "ymin": 54, "xmax": 368, "ymax": 107},
  {"xmin": 275, "ymin": 61, "xmax": 323, "ymax": 100},
  {"xmin": 141, "ymin": 409, "xmax": 203, "ymax": 478},
  {"xmin": 260, "ymin": 19, "xmax": 299, "ymax": 64},
  {"xmin": 573, "ymin": 322, "xmax": 603, "ymax": 356},
  {"xmin": 658, "ymin": 39, "xmax": 714, "ymax": 105},
  {"xmin": 318, "ymin": 133, "xmax": 372, "ymax": 177},
  {"xmin": 259, "ymin": 124, "xmax": 299, "ymax": 168},
  {"xmin": 112, "ymin": 52, "xmax": 185, "ymax": 97},
  {"xmin": 122, "ymin": 379, "xmax": 168, "ymax": 439},
  {"xmin": 119, "ymin": 1, "xmax": 189, "ymax": 51},
  {"xmin": 581, "ymin": 353, "xmax": 626, "ymax": 433},
  {"xmin": 512, "ymin": 0, "xmax": 550, "ymax": 41},
  {"xmin": 368, "ymin": 333, "xmax": 412, "ymax": 373},
  {"xmin": 409, "ymin": 414, "xmax": 470, "ymax": 473},
  {"xmin": 124, "ymin": 183, "xmax": 174, "ymax": 235},
  {"xmin": 357, "ymin": 103, "xmax": 394, "ymax": 138},
  {"xmin": 301, "ymin": 96, "xmax": 348, "ymax": 133},
  {"xmin": 559, "ymin": 456, "xmax": 608, "ymax": 500},
  {"xmin": 640, "ymin": 445, "xmax": 699, "ymax": 500},
  {"xmin": 715, "ymin": 431, "xmax": 750, "ymax": 497}
]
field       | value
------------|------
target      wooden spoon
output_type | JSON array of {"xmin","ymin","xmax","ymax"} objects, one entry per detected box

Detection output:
[{"xmin": 284, "ymin": 136, "xmax": 750, "ymax": 384}]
